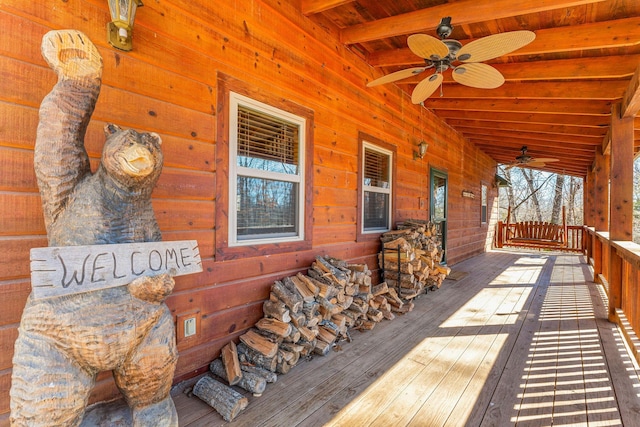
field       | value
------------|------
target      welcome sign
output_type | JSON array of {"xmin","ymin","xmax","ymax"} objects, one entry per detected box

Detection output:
[{"xmin": 30, "ymin": 240, "xmax": 202, "ymax": 299}]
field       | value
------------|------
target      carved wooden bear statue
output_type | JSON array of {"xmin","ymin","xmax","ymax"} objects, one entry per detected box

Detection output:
[{"xmin": 10, "ymin": 30, "xmax": 178, "ymax": 426}]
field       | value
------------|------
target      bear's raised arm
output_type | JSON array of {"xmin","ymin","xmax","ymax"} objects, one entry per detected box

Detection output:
[{"xmin": 35, "ymin": 30, "xmax": 103, "ymax": 233}]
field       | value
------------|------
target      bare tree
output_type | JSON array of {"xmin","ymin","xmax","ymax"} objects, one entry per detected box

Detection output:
[
  {"xmin": 521, "ymin": 168, "xmax": 543, "ymax": 221},
  {"xmin": 551, "ymin": 174, "xmax": 565, "ymax": 224}
]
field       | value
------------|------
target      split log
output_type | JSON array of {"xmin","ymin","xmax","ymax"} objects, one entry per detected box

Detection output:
[
  {"xmin": 276, "ymin": 359, "xmax": 293, "ymax": 375},
  {"xmin": 272, "ymin": 280, "xmax": 303, "ymax": 313},
  {"xmin": 279, "ymin": 342, "xmax": 304, "ymax": 354},
  {"xmin": 306, "ymin": 315, "xmax": 321, "ymax": 328},
  {"xmin": 356, "ymin": 319, "xmax": 376, "ymax": 331},
  {"xmin": 210, "ymin": 358, "xmax": 266, "ymax": 396},
  {"xmin": 344, "ymin": 284, "xmax": 357, "ymax": 296},
  {"xmin": 302, "ymin": 301, "xmax": 319, "ymax": 320},
  {"xmin": 317, "ymin": 297, "xmax": 341, "ymax": 319},
  {"xmin": 382, "ymin": 237, "xmax": 412, "ymax": 251},
  {"xmin": 378, "ymin": 251, "xmax": 415, "ymax": 263},
  {"xmin": 317, "ymin": 326, "xmax": 337, "ymax": 344},
  {"xmin": 278, "ymin": 349, "xmax": 295, "ymax": 363},
  {"xmin": 347, "ymin": 263, "xmax": 368, "ymax": 272},
  {"xmin": 349, "ymin": 297, "xmax": 369, "ymax": 314},
  {"xmin": 193, "ymin": 376, "xmax": 248, "ymax": 422},
  {"xmin": 220, "ymin": 341, "xmax": 242, "ymax": 386},
  {"xmin": 383, "ymin": 271, "xmax": 414, "ymax": 285},
  {"xmin": 331, "ymin": 313, "xmax": 347, "ymax": 330},
  {"xmin": 381, "ymin": 309, "xmax": 395, "ymax": 320},
  {"xmin": 296, "ymin": 273, "xmax": 320, "ymax": 296},
  {"xmin": 371, "ymin": 282, "xmax": 389, "ymax": 296},
  {"xmin": 253, "ymin": 328, "xmax": 284, "ymax": 345},
  {"xmin": 256, "ymin": 318, "xmax": 292, "ymax": 338},
  {"xmin": 385, "ymin": 288, "xmax": 404, "ymax": 307},
  {"xmin": 392, "ymin": 301, "xmax": 415, "ymax": 314},
  {"xmin": 313, "ymin": 340, "xmax": 331, "ymax": 356},
  {"xmin": 367, "ymin": 307, "xmax": 384, "ymax": 322},
  {"xmin": 288, "ymin": 275, "xmax": 316, "ymax": 302},
  {"xmin": 263, "ymin": 300, "xmax": 291, "ymax": 323},
  {"xmin": 297, "ymin": 326, "xmax": 318, "ymax": 342},
  {"xmin": 239, "ymin": 330, "xmax": 279, "ymax": 358},
  {"xmin": 381, "ymin": 260, "xmax": 414, "ymax": 274},
  {"xmin": 240, "ymin": 364, "xmax": 278, "ymax": 383},
  {"xmin": 289, "ymin": 311, "xmax": 307, "ymax": 328},
  {"xmin": 315, "ymin": 256, "xmax": 349, "ymax": 285},
  {"xmin": 283, "ymin": 325, "xmax": 301, "ymax": 343},
  {"xmin": 317, "ymin": 282, "xmax": 338, "ymax": 299},
  {"xmin": 237, "ymin": 343, "xmax": 277, "ymax": 372}
]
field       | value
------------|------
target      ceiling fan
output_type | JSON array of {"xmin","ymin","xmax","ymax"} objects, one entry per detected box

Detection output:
[
  {"xmin": 366, "ymin": 17, "xmax": 536, "ymax": 104},
  {"xmin": 505, "ymin": 146, "xmax": 559, "ymax": 170}
]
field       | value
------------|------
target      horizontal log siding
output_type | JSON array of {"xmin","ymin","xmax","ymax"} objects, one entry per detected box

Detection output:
[{"xmin": 0, "ymin": 0, "xmax": 498, "ymax": 418}]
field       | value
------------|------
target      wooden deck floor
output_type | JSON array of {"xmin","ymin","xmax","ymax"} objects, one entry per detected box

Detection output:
[{"xmin": 84, "ymin": 250, "xmax": 640, "ymax": 426}]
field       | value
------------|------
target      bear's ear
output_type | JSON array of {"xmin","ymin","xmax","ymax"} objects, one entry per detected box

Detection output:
[
  {"xmin": 145, "ymin": 132, "xmax": 162, "ymax": 146},
  {"xmin": 104, "ymin": 123, "xmax": 122, "ymax": 136}
]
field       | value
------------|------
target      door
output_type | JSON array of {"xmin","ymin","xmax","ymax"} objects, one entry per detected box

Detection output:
[{"xmin": 430, "ymin": 168, "xmax": 447, "ymax": 263}]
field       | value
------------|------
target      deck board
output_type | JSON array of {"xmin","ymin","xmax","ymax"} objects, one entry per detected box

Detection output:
[{"xmin": 81, "ymin": 250, "xmax": 640, "ymax": 426}]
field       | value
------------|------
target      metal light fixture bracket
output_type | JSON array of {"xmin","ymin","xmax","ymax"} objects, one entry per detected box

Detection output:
[
  {"xmin": 107, "ymin": 0, "xmax": 143, "ymax": 51},
  {"xmin": 414, "ymin": 141, "xmax": 428, "ymax": 160}
]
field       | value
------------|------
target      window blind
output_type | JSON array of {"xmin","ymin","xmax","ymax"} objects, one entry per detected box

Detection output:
[
  {"xmin": 238, "ymin": 106, "xmax": 298, "ymax": 166},
  {"xmin": 364, "ymin": 148, "xmax": 389, "ymax": 188}
]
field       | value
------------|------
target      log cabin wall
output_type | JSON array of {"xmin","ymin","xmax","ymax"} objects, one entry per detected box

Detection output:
[{"xmin": 0, "ymin": 0, "xmax": 498, "ymax": 417}]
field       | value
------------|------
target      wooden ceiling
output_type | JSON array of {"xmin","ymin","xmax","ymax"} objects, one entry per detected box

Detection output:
[{"xmin": 301, "ymin": 0, "xmax": 640, "ymax": 177}]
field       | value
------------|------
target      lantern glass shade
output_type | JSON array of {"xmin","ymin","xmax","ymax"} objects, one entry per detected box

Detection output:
[{"xmin": 107, "ymin": 0, "xmax": 142, "ymax": 51}]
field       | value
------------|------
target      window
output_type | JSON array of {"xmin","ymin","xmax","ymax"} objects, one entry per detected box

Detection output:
[
  {"xmin": 481, "ymin": 184, "xmax": 488, "ymax": 224},
  {"xmin": 229, "ymin": 92, "xmax": 305, "ymax": 245},
  {"xmin": 216, "ymin": 74, "xmax": 313, "ymax": 259},
  {"xmin": 357, "ymin": 133, "xmax": 395, "ymax": 240}
]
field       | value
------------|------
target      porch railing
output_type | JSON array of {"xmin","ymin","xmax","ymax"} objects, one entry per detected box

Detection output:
[{"xmin": 585, "ymin": 227, "xmax": 640, "ymax": 362}]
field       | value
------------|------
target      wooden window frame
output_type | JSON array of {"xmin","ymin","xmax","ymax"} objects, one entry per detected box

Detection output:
[
  {"xmin": 215, "ymin": 73, "xmax": 314, "ymax": 260},
  {"xmin": 481, "ymin": 183, "xmax": 488, "ymax": 225},
  {"xmin": 356, "ymin": 132, "xmax": 396, "ymax": 242}
]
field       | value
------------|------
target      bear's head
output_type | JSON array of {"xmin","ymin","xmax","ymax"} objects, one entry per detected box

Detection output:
[{"xmin": 100, "ymin": 124, "xmax": 164, "ymax": 194}]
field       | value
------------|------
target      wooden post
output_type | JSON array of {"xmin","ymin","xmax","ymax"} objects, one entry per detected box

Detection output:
[
  {"xmin": 608, "ymin": 103, "xmax": 634, "ymax": 322},
  {"xmin": 594, "ymin": 147, "xmax": 609, "ymax": 233},
  {"xmin": 591, "ymin": 146, "xmax": 609, "ymax": 284}
]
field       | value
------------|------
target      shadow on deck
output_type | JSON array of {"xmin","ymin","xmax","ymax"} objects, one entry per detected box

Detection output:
[{"xmin": 84, "ymin": 249, "xmax": 640, "ymax": 426}]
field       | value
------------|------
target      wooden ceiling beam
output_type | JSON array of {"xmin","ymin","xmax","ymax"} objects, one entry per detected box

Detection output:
[
  {"xmin": 445, "ymin": 119, "xmax": 606, "ymax": 137},
  {"xmin": 621, "ymin": 63, "xmax": 640, "ymax": 118},
  {"xmin": 341, "ymin": 0, "xmax": 607, "ymax": 44},
  {"xmin": 300, "ymin": 0, "xmax": 354, "ymax": 15},
  {"xmin": 436, "ymin": 110, "xmax": 610, "ymax": 127},
  {"xmin": 397, "ymin": 81, "xmax": 628, "ymax": 100},
  {"xmin": 367, "ymin": 17, "xmax": 640, "ymax": 67},
  {"xmin": 468, "ymin": 135, "xmax": 601, "ymax": 153},
  {"xmin": 423, "ymin": 98, "xmax": 612, "ymax": 115},
  {"xmin": 456, "ymin": 127, "xmax": 601, "ymax": 146}
]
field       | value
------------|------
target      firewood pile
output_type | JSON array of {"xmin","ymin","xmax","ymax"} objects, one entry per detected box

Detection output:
[
  {"xmin": 379, "ymin": 220, "xmax": 450, "ymax": 300},
  {"xmin": 193, "ymin": 254, "xmax": 420, "ymax": 420}
]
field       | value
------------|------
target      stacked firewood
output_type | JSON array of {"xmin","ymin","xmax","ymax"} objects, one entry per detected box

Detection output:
[
  {"xmin": 195, "ymin": 254, "xmax": 414, "ymax": 420},
  {"xmin": 379, "ymin": 220, "xmax": 450, "ymax": 300}
]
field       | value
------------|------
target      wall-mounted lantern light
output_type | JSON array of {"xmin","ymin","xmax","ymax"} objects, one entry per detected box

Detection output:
[
  {"xmin": 413, "ymin": 140, "xmax": 428, "ymax": 160},
  {"xmin": 107, "ymin": 0, "xmax": 143, "ymax": 51}
]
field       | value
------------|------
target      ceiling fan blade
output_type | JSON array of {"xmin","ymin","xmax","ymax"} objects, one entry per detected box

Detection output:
[
  {"xmin": 407, "ymin": 34, "xmax": 449, "ymax": 59},
  {"xmin": 532, "ymin": 158, "xmax": 559, "ymax": 163},
  {"xmin": 411, "ymin": 73, "xmax": 443, "ymax": 104},
  {"xmin": 527, "ymin": 161, "xmax": 547, "ymax": 168},
  {"xmin": 457, "ymin": 30, "xmax": 536, "ymax": 63},
  {"xmin": 452, "ymin": 63, "xmax": 505, "ymax": 89},
  {"xmin": 367, "ymin": 67, "xmax": 426, "ymax": 87}
]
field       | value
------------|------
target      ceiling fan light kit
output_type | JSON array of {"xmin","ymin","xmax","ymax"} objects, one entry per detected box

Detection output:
[
  {"xmin": 505, "ymin": 146, "xmax": 559, "ymax": 170},
  {"xmin": 367, "ymin": 17, "xmax": 536, "ymax": 104}
]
